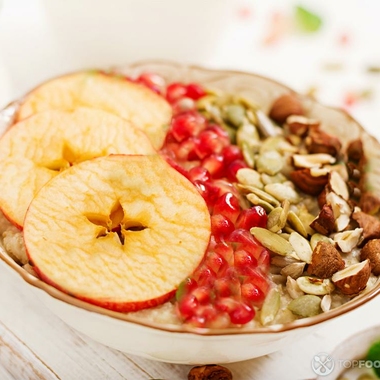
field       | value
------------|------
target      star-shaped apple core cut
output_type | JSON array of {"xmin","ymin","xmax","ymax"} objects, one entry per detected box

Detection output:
[{"xmin": 86, "ymin": 200, "xmax": 147, "ymax": 245}]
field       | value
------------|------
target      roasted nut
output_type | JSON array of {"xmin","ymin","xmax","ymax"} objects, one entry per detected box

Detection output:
[
  {"xmin": 292, "ymin": 153, "xmax": 336, "ymax": 169},
  {"xmin": 188, "ymin": 365, "xmax": 233, "ymax": 380},
  {"xmin": 286, "ymin": 115, "xmax": 320, "ymax": 137},
  {"xmin": 360, "ymin": 239, "xmax": 380, "ymax": 275},
  {"xmin": 359, "ymin": 192, "xmax": 380, "ymax": 215},
  {"xmin": 269, "ymin": 93, "xmax": 304, "ymax": 124},
  {"xmin": 326, "ymin": 192, "xmax": 352, "ymax": 232},
  {"xmin": 310, "ymin": 204, "xmax": 336, "ymax": 235},
  {"xmin": 329, "ymin": 171, "xmax": 349, "ymax": 201},
  {"xmin": 290, "ymin": 168, "xmax": 328, "ymax": 195},
  {"xmin": 317, "ymin": 186, "xmax": 328, "ymax": 209},
  {"xmin": 352, "ymin": 211, "xmax": 380, "ymax": 245},
  {"xmin": 346, "ymin": 162, "xmax": 361, "ymax": 181},
  {"xmin": 307, "ymin": 242, "xmax": 345, "ymax": 278},
  {"xmin": 334, "ymin": 228, "xmax": 363, "ymax": 253},
  {"xmin": 305, "ymin": 128, "xmax": 342, "ymax": 157},
  {"xmin": 332, "ymin": 260, "xmax": 371, "ymax": 296},
  {"xmin": 346, "ymin": 139, "xmax": 364, "ymax": 162}
]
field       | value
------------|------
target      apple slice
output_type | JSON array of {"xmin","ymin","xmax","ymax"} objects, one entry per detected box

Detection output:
[
  {"xmin": 24, "ymin": 154, "xmax": 211, "ymax": 312},
  {"xmin": 0, "ymin": 107, "xmax": 155, "ymax": 228},
  {"xmin": 16, "ymin": 71, "xmax": 172, "ymax": 149}
]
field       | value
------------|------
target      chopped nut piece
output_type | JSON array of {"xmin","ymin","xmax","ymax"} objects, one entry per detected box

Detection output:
[
  {"xmin": 326, "ymin": 192, "xmax": 352, "ymax": 232},
  {"xmin": 269, "ymin": 93, "xmax": 304, "ymax": 124},
  {"xmin": 329, "ymin": 171, "xmax": 349, "ymax": 201},
  {"xmin": 293, "ymin": 153, "xmax": 336, "ymax": 169},
  {"xmin": 286, "ymin": 115, "xmax": 319, "ymax": 137},
  {"xmin": 307, "ymin": 242, "xmax": 345, "ymax": 278},
  {"xmin": 360, "ymin": 239, "xmax": 380, "ymax": 275},
  {"xmin": 332, "ymin": 260, "xmax": 371, "ymax": 296},
  {"xmin": 188, "ymin": 365, "xmax": 233, "ymax": 380},
  {"xmin": 310, "ymin": 204, "xmax": 336, "ymax": 235},
  {"xmin": 290, "ymin": 168, "xmax": 328, "ymax": 195},
  {"xmin": 281, "ymin": 262, "xmax": 306, "ymax": 279},
  {"xmin": 352, "ymin": 211, "xmax": 380, "ymax": 245},
  {"xmin": 320, "ymin": 295, "xmax": 332, "ymax": 312},
  {"xmin": 334, "ymin": 228, "xmax": 363, "ymax": 253},
  {"xmin": 305, "ymin": 128, "xmax": 342, "ymax": 157}
]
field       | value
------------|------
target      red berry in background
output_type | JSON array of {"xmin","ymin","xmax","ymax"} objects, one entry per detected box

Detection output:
[
  {"xmin": 211, "ymin": 214, "xmax": 235, "ymax": 242},
  {"xmin": 171, "ymin": 111, "xmax": 207, "ymax": 142},
  {"xmin": 225, "ymin": 159, "xmax": 249, "ymax": 182},
  {"xmin": 166, "ymin": 82, "xmax": 188, "ymax": 103},
  {"xmin": 213, "ymin": 192, "xmax": 241, "ymax": 224},
  {"xmin": 185, "ymin": 83, "xmax": 207, "ymax": 100},
  {"xmin": 222, "ymin": 145, "xmax": 244, "ymax": 165},
  {"xmin": 236, "ymin": 206, "xmax": 268, "ymax": 230}
]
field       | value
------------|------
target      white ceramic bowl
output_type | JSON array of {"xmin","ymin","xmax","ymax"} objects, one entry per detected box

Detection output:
[{"xmin": 1, "ymin": 61, "xmax": 380, "ymax": 365}]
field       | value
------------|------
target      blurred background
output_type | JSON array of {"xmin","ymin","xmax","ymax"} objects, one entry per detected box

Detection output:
[{"xmin": 0, "ymin": 0, "xmax": 379, "ymax": 135}]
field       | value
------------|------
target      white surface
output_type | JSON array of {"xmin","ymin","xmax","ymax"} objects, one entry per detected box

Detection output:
[{"xmin": 0, "ymin": 1, "xmax": 380, "ymax": 379}]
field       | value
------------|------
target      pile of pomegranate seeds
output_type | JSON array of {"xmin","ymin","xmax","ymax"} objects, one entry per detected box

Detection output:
[{"xmin": 137, "ymin": 73, "xmax": 273, "ymax": 328}]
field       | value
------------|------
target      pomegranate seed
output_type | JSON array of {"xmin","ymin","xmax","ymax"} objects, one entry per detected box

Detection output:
[
  {"xmin": 222, "ymin": 145, "xmax": 244, "ymax": 165},
  {"xmin": 225, "ymin": 159, "xmax": 249, "ymax": 182},
  {"xmin": 229, "ymin": 303, "xmax": 255, "ymax": 325},
  {"xmin": 243, "ymin": 270, "xmax": 270, "ymax": 294},
  {"xmin": 195, "ymin": 129, "xmax": 228, "ymax": 158},
  {"xmin": 241, "ymin": 282, "xmax": 266, "ymax": 305},
  {"xmin": 214, "ymin": 297, "xmax": 239, "ymax": 313},
  {"xmin": 192, "ymin": 286, "xmax": 213, "ymax": 305},
  {"xmin": 214, "ymin": 277, "xmax": 240, "ymax": 297},
  {"xmin": 236, "ymin": 206, "xmax": 268, "ymax": 230},
  {"xmin": 206, "ymin": 251, "xmax": 228, "ymax": 274},
  {"xmin": 166, "ymin": 83, "xmax": 187, "ymax": 103},
  {"xmin": 196, "ymin": 266, "xmax": 216, "ymax": 287},
  {"xmin": 176, "ymin": 277, "xmax": 198, "ymax": 301},
  {"xmin": 227, "ymin": 228, "xmax": 260, "ymax": 253},
  {"xmin": 175, "ymin": 137, "xmax": 199, "ymax": 161},
  {"xmin": 258, "ymin": 249, "xmax": 271, "ymax": 273},
  {"xmin": 193, "ymin": 180, "xmax": 221, "ymax": 207},
  {"xmin": 171, "ymin": 112, "xmax": 207, "ymax": 142},
  {"xmin": 206, "ymin": 124, "xmax": 230, "ymax": 140},
  {"xmin": 136, "ymin": 72, "xmax": 165, "ymax": 94},
  {"xmin": 213, "ymin": 192, "xmax": 241, "ymax": 224},
  {"xmin": 201, "ymin": 154, "xmax": 225, "ymax": 178},
  {"xmin": 211, "ymin": 214, "xmax": 235, "ymax": 241},
  {"xmin": 172, "ymin": 97, "xmax": 195, "ymax": 115},
  {"xmin": 214, "ymin": 242, "xmax": 234, "ymax": 265},
  {"xmin": 177, "ymin": 294, "xmax": 199, "ymax": 319},
  {"xmin": 187, "ymin": 166, "xmax": 211, "ymax": 183},
  {"xmin": 185, "ymin": 83, "xmax": 207, "ymax": 100},
  {"xmin": 234, "ymin": 249, "xmax": 258, "ymax": 270}
]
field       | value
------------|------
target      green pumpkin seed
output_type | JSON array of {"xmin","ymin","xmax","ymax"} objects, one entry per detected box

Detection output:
[
  {"xmin": 260, "ymin": 288, "xmax": 281, "ymax": 325},
  {"xmin": 256, "ymin": 150, "xmax": 284, "ymax": 175},
  {"xmin": 224, "ymin": 104, "xmax": 246, "ymax": 127},
  {"xmin": 246, "ymin": 193, "xmax": 274, "ymax": 212},
  {"xmin": 288, "ymin": 295, "xmax": 322, "ymax": 317},
  {"xmin": 264, "ymin": 183, "xmax": 301, "ymax": 204},
  {"xmin": 288, "ymin": 232, "xmax": 313, "ymax": 263},
  {"xmin": 287, "ymin": 211, "xmax": 308, "ymax": 238},
  {"xmin": 250, "ymin": 227, "xmax": 294, "ymax": 256}
]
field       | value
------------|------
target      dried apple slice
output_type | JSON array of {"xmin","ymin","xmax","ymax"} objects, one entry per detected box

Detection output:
[
  {"xmin": 0, "ymin": 108, "xmax": 155, "ymax": 228},
  {"xmin": 24, "ymin": 155, "xmax": 211, "ymax": 312},
  {"xmin": 16, "ymin": 72, "xmax": 172, "ymax": 149}
]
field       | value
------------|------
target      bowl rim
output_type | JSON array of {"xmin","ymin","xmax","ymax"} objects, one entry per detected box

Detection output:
[{"xmin": 1, "ymin": 59, "xmax": 380, "ymax": 336}]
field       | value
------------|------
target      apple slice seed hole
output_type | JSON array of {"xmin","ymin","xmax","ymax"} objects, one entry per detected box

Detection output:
[{"xmin": 86, "ymin": 200, "xmax": 147, "ymax": 246}]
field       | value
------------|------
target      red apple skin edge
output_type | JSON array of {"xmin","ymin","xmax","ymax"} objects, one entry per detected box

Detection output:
[
  {"xmin": 30, "ymin": 260, "xmax": 178, "ymax": 313},
  {"xmin": 1, "ymin": 208, "xmax": 23, "ymax": 230}
]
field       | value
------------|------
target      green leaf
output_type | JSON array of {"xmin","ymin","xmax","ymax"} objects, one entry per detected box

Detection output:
[
  {"xmin": 367, "ymin": 340, "xmax": 380, "ymax": 378},
  {"xmin": 295, "ymin": 5, "xmax": 322, "ymax": 33}
]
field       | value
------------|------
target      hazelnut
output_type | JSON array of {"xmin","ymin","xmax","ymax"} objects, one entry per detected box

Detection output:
[
  {"xmin": 332, "ymin": 260, "xmax": 371, "ymax": 296},
  {"xmin": 188, "ymin": 365, "xmax": 233, "ymax": 380},
  {"xmin": 346, "ymin": 139, "xmax": 364, "ymax": 163},
  {"xmin": 352, "ymin": 211, "xmax": 380, "ymax": 245},
  {"xmin": 310, "ymin": 204, "xmax": 336, "ymax": 235},
  {"xmin": 286, "ymin": 115, "xmax": 319, "ymax": 137},
  {"xmin": 290, "ymin": 168, "xmax": 328, "ymax": 195},
  {"xmin": 305, "ymin": 129, "xmax": 342, "ymax": 157},
  {"xmin": 360, "ymin": 239, "xmax": 380, "ymax": 275},
  {"xmin": 269, "ymin": 93, "xmax": 304, "ymax": 124},
  {"xmin": 359, "ymin": 192, "xmax": 380, "ymax": 215},
  {"xmin": 307, "ymin": 241, "xmax": 345, "ymax": 278}
]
